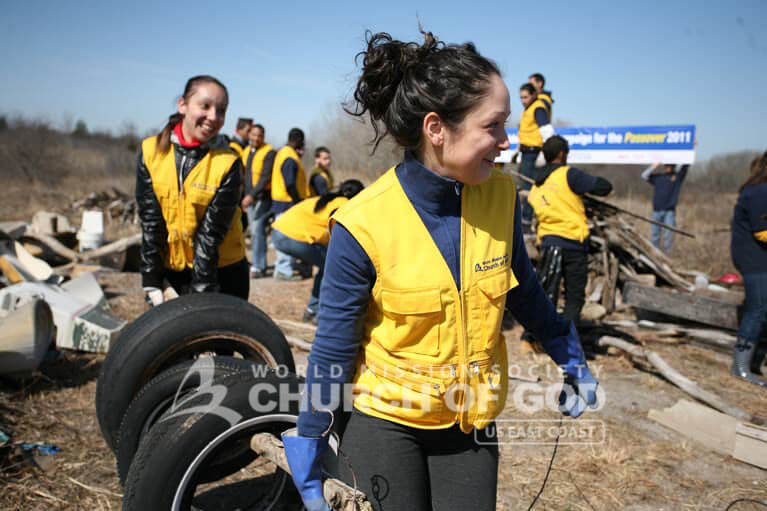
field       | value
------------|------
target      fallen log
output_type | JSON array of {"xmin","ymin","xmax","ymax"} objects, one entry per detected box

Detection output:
[
  {"xmin": 24, "ymin": 232, "xmax": 141, "ymax": 264},
  {"xmin": 623, "ymin": 281, "xmax": 738, "ymax": 330},
  {"xmin": 78, "ymin": 233, "xmax": 141, "ymax": 261},
  {"xmin": 597, "ymin": 336, "xmax": 757, "ymax": 423}
]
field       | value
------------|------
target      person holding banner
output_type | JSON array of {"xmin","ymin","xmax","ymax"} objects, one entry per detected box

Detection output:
[
  {"xmin": 641, "ymin": 162, "xmax": 689, "ymax": 253},
  {"xmin": 516, "ymin": 83, "xmax": 555, "ymax": 232}
]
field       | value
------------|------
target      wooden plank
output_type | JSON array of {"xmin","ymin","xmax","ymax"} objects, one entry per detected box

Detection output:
[
  {"xmin": 648, "ymin": 399, "xmax": 738, "ymax": 456},
  {"xmin": 598, "ymin": 336, "xmax": 754, "ymax": 421},
  {"xmin": 602, "ymin": 253, "xmax": 619, "ymax": 314},
  {"xmin": 623, "ymin": 281, "xmax": 739, "ymax": 331},
  {"xmin": 733, "ymin": 423, "xmax": 767, "ymax": 469}
]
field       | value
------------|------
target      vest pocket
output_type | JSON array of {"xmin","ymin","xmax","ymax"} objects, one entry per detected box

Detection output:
[
  {"xmin": 353, "ymin": 365, "xmax": 448, "ymax": 425},
  {"xmin": 477, "ymin": 270, "xmax": 518, "ymax": 351},
  {"xmin": 380, "ymin": 287, "xmax": 442, "ymax": 357},
  {"xmin": 466, "ymin": 356, "xmax": 507, "ymax": 429},
  {"xmin": 187, "ymin": 188, "xmax": 216, "ymax": 218}
]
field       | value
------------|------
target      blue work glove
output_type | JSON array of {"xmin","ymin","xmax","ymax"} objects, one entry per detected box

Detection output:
[
  {"xmin": 559, "ymin": 371, "xmax": 599, "ymax": 418},
  {"xmin": 282, "ymin": 431, "xmax": 332, "ymax": 511},
  {"xmin": 541, "ymin": 321, "xmax": 600, "ymax": 418}
]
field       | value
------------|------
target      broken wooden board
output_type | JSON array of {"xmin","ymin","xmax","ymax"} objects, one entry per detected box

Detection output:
[
  {"xmin": 623, "ymin": 281, "xmax": 739, "ymax": 331},
  {"xmin": 733, "ymin": 422, "xmax": 767, "ymax": 469},
  {"xmin": 649, "ymin": 399, "xmax": 739, "ymax": 456}
]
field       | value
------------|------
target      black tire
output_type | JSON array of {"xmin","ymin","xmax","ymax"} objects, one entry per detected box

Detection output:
[
  {"xmin": 123, "ymin": 369, "xmax": 303, "ymax": 510},
  {"xmin": 115, "ymin": 356, "xmax": 257, "ymax": 485},
  {"xmin": 96, "ymin": 293, "xmax": 294, "ymax": 452}
]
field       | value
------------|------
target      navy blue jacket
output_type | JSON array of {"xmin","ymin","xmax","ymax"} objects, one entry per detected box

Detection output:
[
  {"xmin": 731, "ymin": 182, "xmax": 767, "ymax": 274},
  {"xmin": 644, "ymin": 164, "xmax": 688, "ymax": 211},
  {"xmin": 299, "ymin": 152, "xmax": 570, "ymax": 437}
]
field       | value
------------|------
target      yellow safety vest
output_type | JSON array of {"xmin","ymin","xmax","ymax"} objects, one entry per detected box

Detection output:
[
  {"xmin": 272, "ymin": 196, "xmax": 348, "ymax": 245},
  {"xmin": 246, "ymin": 144, "xmax": 274, "ymax": 189},
  {"xmin": 332, "ymin": 167, "xmax": 519, "ymax": 432},
  {"xmin": 518, "ymin": 98, "xmax": 549, "ymax": 148},
  {"xmin": 229, "ymin": 139, "xmax": 246, "ymax": 155},
  {"xmin": 308, "ymin": 167, "xmax": 334, "ymax": 196},
  {"xmin": 141, "ymin": 136, "xmax": 245, "ymax": 271},
  {"xmin": 528, "ymin": 165, "xmax": 589, "ymax": 243},
  {"xmin": 271, "ymin": 146, "xmax": 307, "ymax": 202}
]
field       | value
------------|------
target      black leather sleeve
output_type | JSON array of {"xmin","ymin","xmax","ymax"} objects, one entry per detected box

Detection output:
[
  {"xmin": 135, "ymin": 147, "xmax": 168, "ymax": 289},
  {"xmin": 191, "ymin": 158, "xmax": 243, "ymax": 292}
]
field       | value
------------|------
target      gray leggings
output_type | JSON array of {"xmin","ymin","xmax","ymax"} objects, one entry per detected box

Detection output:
[{"xmin": 337, "ymin": 410, "xmax": 499, "ymax": 511}]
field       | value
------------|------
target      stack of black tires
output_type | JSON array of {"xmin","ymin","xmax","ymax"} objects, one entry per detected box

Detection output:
[{"xmin": 95, "ymin": 293, "xmax": 304, "ymax": 510}]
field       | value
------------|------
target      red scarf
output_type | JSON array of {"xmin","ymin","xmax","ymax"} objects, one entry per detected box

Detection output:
[{"xmin": 173, "ymin": 122, "xmax": 202, "ymax": 148}]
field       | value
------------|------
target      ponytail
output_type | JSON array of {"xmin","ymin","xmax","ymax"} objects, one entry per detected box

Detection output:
[
  {"xmin": 156, "ymin": 112, "xmax": 183, "ymax": 154},
  {"xmin": 314, "ymin": 179, "xmax": 365, "ymax": 213}
]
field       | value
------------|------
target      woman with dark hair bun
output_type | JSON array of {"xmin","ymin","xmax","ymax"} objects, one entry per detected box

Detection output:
[
  {"xmin": 136, "ymin": 75, "xmax": 248, "ymax": 305},
  {"xmin": 282, "ymin": 30, "xmax": 599, "ymax": 511}
]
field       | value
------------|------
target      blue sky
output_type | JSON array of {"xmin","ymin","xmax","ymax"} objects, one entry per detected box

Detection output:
[{"xmin": 1, "ymin": 0, "xmax": 764, "ymax": 161}]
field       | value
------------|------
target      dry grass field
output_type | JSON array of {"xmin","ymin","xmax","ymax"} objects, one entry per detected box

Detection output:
[{"xmin": 0, "ymin": 122, "xmax": 765, "ymax": 509}]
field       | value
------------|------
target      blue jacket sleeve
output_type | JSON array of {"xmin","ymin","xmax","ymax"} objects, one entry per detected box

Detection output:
[
  {"xmin": 298, "ymin": 223, "xmax": 376, "ymax": 437},
  {"xmin": 506, "ymin": 194, "xmax": 570, "ymax": 342},
  {"xmin": 567, "ymin": 167, "xmax": 612, "ymax": 196},
  {"xmin": 282, "ymin": 158, "xmax": 300, "ymax": 203},
  {"xmin": 505, "ymin": 195, "xmax": 592, "ymax": 379},
  {"xmin": 311, "ymin": 174, "xmax": 329, "ymax": 195},
  {"xmin": 534, "ymin": 106, "xmax": 550, "ymax": 127}
]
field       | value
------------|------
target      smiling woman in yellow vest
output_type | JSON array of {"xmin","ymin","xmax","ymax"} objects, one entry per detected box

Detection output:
[
  {"xmin": 135, "ymin": 75, "xmax": 248, "ymax": 306},
  {"xmin": 281, "ymin": 31, "xmax": 601, "ymax": 511},
  {"xmin": 271, "ymin": 179, "xmax": 364, "ymax": 323}
]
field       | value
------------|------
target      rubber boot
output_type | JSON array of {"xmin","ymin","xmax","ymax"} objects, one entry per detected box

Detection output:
[{"xmin": 731, "ymin": 337, "xmax": 767, "ymax": 387}]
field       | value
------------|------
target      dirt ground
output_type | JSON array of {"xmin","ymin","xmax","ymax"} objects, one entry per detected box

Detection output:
[{"xmin": 1, "ymin": 266, "xmax": 765, "ymax": 510}]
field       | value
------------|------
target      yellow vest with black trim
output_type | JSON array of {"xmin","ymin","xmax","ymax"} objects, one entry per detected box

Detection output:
[
  {"xmin": 246, "ymin": 143, "xmax": 274, "ymax": 189},
  {"xmin": 273, "ymin": 196, "xmax": 348, "ymax": 246},
  {"xmin": 229, "ymin": 139, "xmax": 246, "ymax": 155},
  {"xmin": 141, "ymin": 136, "xmax": 245, "ymax": 271},
  {"xmin": 538, "ymin": 92, "xmax": 553, "ymax": 117},
  {"xmin": 332, "ymin": 167, "xmax": 519, "ymax": 432},
  {"xmin": 528, "ymin": 165, "xmax": 589, "ymax": 243},
  {"xmin": 308, "ymin": 166, "xmax": 334, "ymax": 196},
  {"xmin": 518, "ymin": 97, "xmax": 549, "ymax": 148},
  {"xmin": 271, "ymin": 146, "xmax": 307, "ymax": 202}
]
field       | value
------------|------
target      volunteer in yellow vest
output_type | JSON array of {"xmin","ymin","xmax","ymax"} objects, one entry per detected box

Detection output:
[
  {"xmin": 528, "ymin": 135, "xmax": 612, "ymax": 323},
  {"xmin": 516, "ymin": 83, "xmax": 556, "ymax": 233},
  {"xmin": 271, "ymin": 179, "xmax": 364, "ymax": 323},
  {"xmin": 307, "ymin": 146, "xmax": 334, "ymax": 196},
  {"xmin": 136, "ymin": 75, "xmax": 248, "ymax": 305},
  {"xmin": 282, "ymin": 31, "xmax": 600, "ymax": 511},
  {"xmin": 241, "ymin": 123, "xmax": 277, "ymax": 278},
  {"xmin": 228, "ymin": 117, "xmax": 252, "ymax": 155},
  {"xmin": 271, "ymin": 127, "xmax": 309, "ymax": 280},
  {"xmin": 528, "ymin": 72, "xmax": 554, "ymax": 118}
]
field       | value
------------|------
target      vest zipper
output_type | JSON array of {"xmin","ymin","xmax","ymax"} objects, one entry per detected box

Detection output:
[{"xmin": 456, "ymin": 187, "xmax": 470, "ymax": 427}]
